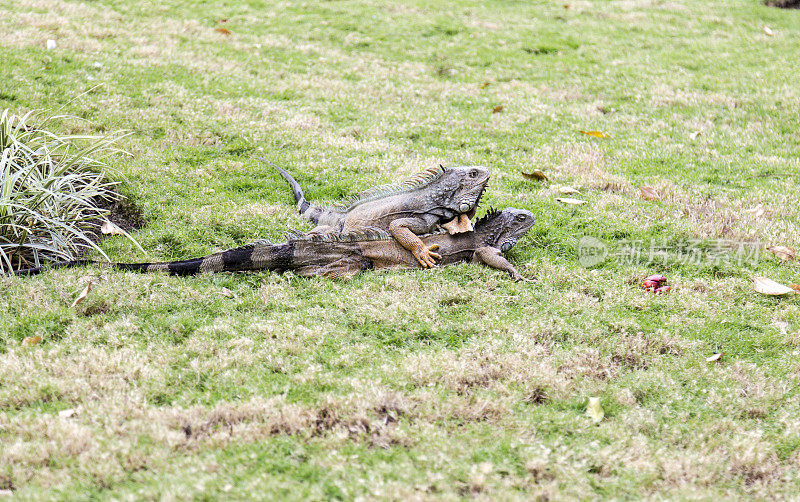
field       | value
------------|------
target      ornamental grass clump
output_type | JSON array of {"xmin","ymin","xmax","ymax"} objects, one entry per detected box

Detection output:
[{"xmin": 0, "ymin": 109, "xmax": 132, "ymax": 273}]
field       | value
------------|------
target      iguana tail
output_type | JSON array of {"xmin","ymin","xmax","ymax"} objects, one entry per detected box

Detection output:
[
  {"xmin": 12, "ymin": 241, "xmax": 295, "ymax": 277},
  {"xmin": 12, "ymin": 259, "xmax": 193, "ymax": 276},
  {"xmin": 264, "ymin": 158, "xmax": 326, "ymax": 224}
]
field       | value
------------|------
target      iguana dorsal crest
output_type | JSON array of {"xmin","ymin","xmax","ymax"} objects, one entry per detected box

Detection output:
[
  {"xmin": 284, "ymin": 226, "xmax": 451, "ymax": 244},
  {"xmin": 285, "ymin": 228, "xmax": 392, "ymax": 243},
  {"xmin": 333, "ymin": 165, "xmax": 447, "ymax": 211},
  {"xmin": 474, "ymin": 207, "xmax": 502, "ymax": 226}
]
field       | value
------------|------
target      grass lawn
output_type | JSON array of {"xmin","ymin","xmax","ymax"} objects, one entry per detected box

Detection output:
[{"xmin": 2, "ymin": 0, "xmax": 800, "ymax": 499}]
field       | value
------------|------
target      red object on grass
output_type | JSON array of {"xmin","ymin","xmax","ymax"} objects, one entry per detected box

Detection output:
[
  {"xmin": 641, "ymin": 280, "xmax": 659, "ymax": 290},
  {"xmin": 641, "ymin": 274, "xmax": 671, "ymax": 294}
]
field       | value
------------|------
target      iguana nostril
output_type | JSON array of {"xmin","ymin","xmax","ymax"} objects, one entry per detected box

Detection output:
[{"xmin": 459, "ymin": 202, "xmax": 471, "ymax": 213}]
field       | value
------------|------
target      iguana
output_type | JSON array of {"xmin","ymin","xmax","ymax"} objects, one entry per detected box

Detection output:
[
  {"xmin": 14, "ymin": 208, "xmax": 535, "ymax": 281},
  {"xmin": 267, "ymin": 159, "xmax": 490, "ymax": 268}
]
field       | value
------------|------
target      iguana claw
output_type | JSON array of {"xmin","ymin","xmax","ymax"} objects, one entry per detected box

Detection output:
[
  {"xmin": 513, "ymin": 273, "xmax": 536, "ymax": 283},
  {"xmin": 414, "ymin": 244, "xmax": 442, "ymax": 268}
]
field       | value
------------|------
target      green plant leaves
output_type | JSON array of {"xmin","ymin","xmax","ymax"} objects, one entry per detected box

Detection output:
[{"xmin": 0, "ymin": 109, "xmax": 137, "ymax": 272}]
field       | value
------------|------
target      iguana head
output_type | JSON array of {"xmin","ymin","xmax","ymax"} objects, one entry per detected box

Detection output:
[
  {"xmin": 474, "ymin": 207, "xmax": 536, "ymax": 252},
  {"xmin": 339, "ymin": 165, "xmax": 489, "ymax": 223},
  {"xmin": 434, "ymin": 165, "xmax": 491, "ymax": 217}
]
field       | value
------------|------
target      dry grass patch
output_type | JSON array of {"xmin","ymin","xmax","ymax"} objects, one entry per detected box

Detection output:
[{"xmin": 0, "ymin": 382, "xmax": 542, "ymax": 492}]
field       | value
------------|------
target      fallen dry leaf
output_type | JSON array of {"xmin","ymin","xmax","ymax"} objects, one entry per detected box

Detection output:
[
  {"xmin": 767, "ymin": 245, "xmax": 795, "ymax": 261},
  {"xmin": 586, "ymin": 397, "xmax": 604, "ymax": 423},
  {"xmin": 745, "ymin": 204, "xmax": 766, "ymax": 217},
  {"xmin": 559, "ymin": 186, "xmax": 580, "ymax": 194},
  {"xmin": 59, "ymin": 408, "xmax": 78, "ymax": 419},
  {"xmin": 215, "ymin": 27, "xmax": 231, "ymax": 35},
  {"xmin": 479, "ymin": 82, "xmax": 491, "ymax": 89},
  {"xmin": 773, "ymin": 321, "xmax": 789, "ymax": 335},
  {"xmin": 753, "ymin": 276, "xmax": 795, "ymax": 296},
  {"xmin": 0, "ymin": 489, "xmax": 13, "ymax": 497},
  {"xmin": 22, "ymin": 336, "xmax": 42, "ymax": 347},
  {"xmin": 689, "ymin": 130, "xmax": 702, "ymax": 140},
  {"xmin": 220, "ymin": 287, "xmax": 234, "ymax": 298},
  {"xmin": 763, "ymin": 25, "xmax": 774, "ymax": 37},
  {"xmin": 522, "ymin": 170, "xmax": 548, "ymax": 181},
  {"xmin": 100, "ymin": 220, "xmax": 125, "ymax": 236},
  {"xmin": 492, "ymin": 105, "xmax": 504, "ymax": 114},
  {"xmin": 71, "ymin": 281, "xmax": 93, "ymax": 307},
  {"xmin": 556, "ymin": 197, "xmax": 588, "ymax": 205},
  {"xmin": 579, "ymin": 130, "xmax": 610, "ymax": 139},
  {"xmin": 640, "ymin": 186, "xmax": 661, "ymax": 201},
  {"xmin": 791, "ymin": 284, "xmax": 800, "ymax": 292},
  {"xmin": 706, "ymin": 352, "xmax": 723, "ymax": 362}
]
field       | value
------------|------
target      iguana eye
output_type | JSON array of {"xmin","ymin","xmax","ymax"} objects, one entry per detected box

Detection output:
[
  {"xmin": 516, "ymin": 214, "xmax": 527, "ymax": 221},
  {"xmin": 468, "ymin": 169, "xmax": 478, "ymax": 178},
  {"xmin": 501, "ymin": 242, "xmax": 512, "ymax": 252}
]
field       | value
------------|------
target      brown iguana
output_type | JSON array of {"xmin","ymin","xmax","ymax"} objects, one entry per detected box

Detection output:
[
  {"xmin": 267, "ymin": 159, "xmax": 490, "ymax": 268},
  {"xmin": 15, "ymin": 208, "xmax": 535, "ymax": 281}
]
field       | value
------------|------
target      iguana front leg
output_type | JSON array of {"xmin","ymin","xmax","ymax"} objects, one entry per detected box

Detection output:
[
  {"xmin": 473, "ymin": 246, "xmax": 532, "ymax": 282},
  {"xmin": 389, "ymin": 217, "xmax": 442, "ymax": 268}
]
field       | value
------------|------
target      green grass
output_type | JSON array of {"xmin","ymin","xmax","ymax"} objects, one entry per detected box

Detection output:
[{"xmin": 2, "ymin": 0, "xmax": 800, "ymax": 499}]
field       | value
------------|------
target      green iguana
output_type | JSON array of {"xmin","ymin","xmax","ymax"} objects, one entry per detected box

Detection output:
[
  {"xmin": 267, "ymin": 159, "xmax": 490, "ymax": 269},
  {"xmin": 15, "ymin": 208, "xmax": 535, "ymax": 281}
]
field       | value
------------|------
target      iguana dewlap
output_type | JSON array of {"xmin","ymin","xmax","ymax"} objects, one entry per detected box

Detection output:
[{"xmin": 440, "ymin": 213, "xmax": 474, "ymax": 234}]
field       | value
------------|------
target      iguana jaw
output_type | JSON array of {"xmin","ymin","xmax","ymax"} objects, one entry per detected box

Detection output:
[{"xmin": 442, "ymin": 170, "xmax": 489, "ymax": 234}]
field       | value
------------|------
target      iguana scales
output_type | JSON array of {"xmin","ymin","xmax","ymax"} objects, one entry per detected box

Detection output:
[
  {"xmin": 267, "ymin": 159, "xmax": 490, "ymax": 268},
  {"xmin": 15, "ymin": 208, "xmax": 535, "ymax": 281}
]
